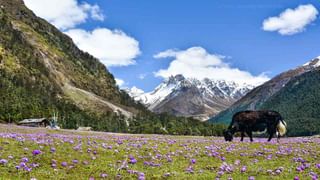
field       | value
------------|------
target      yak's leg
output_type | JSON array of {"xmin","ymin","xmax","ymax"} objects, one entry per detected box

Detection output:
[
  {"xmin": 267, "ymin": 125, "xmax": 277, "ymax": 142},
  {"xmin": 246, "ymin": 131, "xmax": 253, "ymax": 142},
  {"xmin": 240, "ymin": 132, "xmax": 245, "ymax": 142},
  {"xmin": 267, "ymin": 133, "xmax": 273, "ymax": 142},
  {"xmin": 276, "ymin": 130, "xmax": 280, "ymax": 143}
]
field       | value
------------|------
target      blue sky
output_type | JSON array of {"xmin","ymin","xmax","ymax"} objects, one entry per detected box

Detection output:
[{"xmin": 25, "ymin": 0, "xmax": 320, "ymax": 92}]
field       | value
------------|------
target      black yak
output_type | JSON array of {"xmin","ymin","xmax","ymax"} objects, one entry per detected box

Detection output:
[{"xmin": 223, "ymin": 110, "xmax": 287, "ymax": 142}]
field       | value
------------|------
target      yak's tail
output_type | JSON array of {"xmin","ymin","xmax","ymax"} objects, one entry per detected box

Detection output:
[{"xmin": 277, "ymin": 119, "xmax": 287, "ymax": 136}]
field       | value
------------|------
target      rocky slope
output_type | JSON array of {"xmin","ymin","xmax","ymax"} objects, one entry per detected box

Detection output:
[
  {"xmin": 127, "ymin": 75, "xmax": 253, "ymax": 121},
  {"xmin": 0, "ymin": 0, "xmax": 138, "ymax": 122}
]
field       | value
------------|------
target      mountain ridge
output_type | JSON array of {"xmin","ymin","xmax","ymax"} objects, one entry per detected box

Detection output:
[{"xmin": 127, "ymin": 74, "xmax": 253, "ymax": 120}]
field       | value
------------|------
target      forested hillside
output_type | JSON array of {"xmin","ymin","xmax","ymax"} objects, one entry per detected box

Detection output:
[
  {"xmin": 0, "ymin": 0, "xmax": 225, "ymax": 136},
  {"xmin": 209, "ymin": 57, "xmax": 320, "ymax": 136},
  {"xmin": 262, "ymin": 70, "xmax": 320, "ymax": 136}
]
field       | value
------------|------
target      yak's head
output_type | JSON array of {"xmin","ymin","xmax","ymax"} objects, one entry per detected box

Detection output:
[{"xmin": 223, "ymin": 129, "xmax": 233, "ymax": 142}]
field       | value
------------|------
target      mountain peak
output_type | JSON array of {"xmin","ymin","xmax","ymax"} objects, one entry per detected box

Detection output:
[
  {"xmin": 303, "ymin": 56, "xmax": 320, "ymax": 68},
  {"xmin": 128, "ymin": 76, "xmax": 253, "ymax": 120},
  {"xmin": 167, "ymin": 74, "xmax": 186, "ymax": 84}
]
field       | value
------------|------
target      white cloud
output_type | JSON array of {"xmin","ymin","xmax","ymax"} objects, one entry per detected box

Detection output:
[
  {"xmin": 65, "ymin": 28, "xmax": 141, "ymax": 67},
  {"xmin": 115, "ymin": 78, "xmax": 125, "ymax": 87},
  {"xmin": 138, "ymin": 73, "xmax": 147, "ymax": 80},
  {"xmin": 24, "ymin": 0, "xmax": 105, "ymax": 30},
  {"xmin": 154, "ymin": 47, "xmax": 269, "ymax": 86},
  {"xmin": 262, "ymin": 4, "xmax": 318, "ymax": 35}
]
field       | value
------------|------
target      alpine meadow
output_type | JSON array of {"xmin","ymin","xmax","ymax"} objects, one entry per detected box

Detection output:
[{"xmin": 0, "ymin": 0, "xmax": 320, "ymax": 179}]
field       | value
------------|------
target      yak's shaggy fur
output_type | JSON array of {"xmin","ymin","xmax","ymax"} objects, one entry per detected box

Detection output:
[{"xmin": 223, "ymin": 110, "xmax": 287, "ymax": 142}]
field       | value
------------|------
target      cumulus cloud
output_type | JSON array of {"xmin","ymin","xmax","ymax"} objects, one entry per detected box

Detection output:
[
  {"xmin": 115, "ymin": 78, "xmax": 125, "ymax": 87},
  {"xmin": 24, "ymin": 0, "xmax": 105, "ymax": 30},
  {"xmin": 65, "ymin": 28, "xmax": 141, "ymax": 67},
  {"xmin": 154, "ymin": 47, "xmax": 269, "ymax": 86},
  {"xmin": 262, "ymin": 4, "xmax": 318, "ymax": 35}
]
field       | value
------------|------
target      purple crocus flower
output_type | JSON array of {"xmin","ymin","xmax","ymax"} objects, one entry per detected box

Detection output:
[
  {"xmin": 294, "ymin": 176, "xmax": 300, "ymax": 180},
  {"xmin": 19, "ymin": 162, "xmax": 26, "ymax": 168},
  {"xmin": 129, "ymin": 156, "xmax": 137, "ymax": 164},
  {"xmin": 100, "ymin": 173, "xmax": 108, "ymax": 178},
  {"xmin": 191, "ymin": 159, "xmax": 196, "ymax": 164},
  {"xmin": 32, "ymin": 149, "xmax": 42, "ymax": 156},
  {"xmin": 296, "ymin": 166, "xmax": 302, "ymax": 172},
  {"xmin": 30, "ymin": 163, "xmax": 40, "ymax": 168},
  {"xmin": 50, "ymin": 147, "xmax": 56, "ymax": 153},
  {"xmin": 51, "ymin": 163, "xmax": 57, "ymax": 168},
  {"xmin": 248, "ymin": 176, "xmax": 255, "ymax": 180},
  {"xmin": 24, "ymin": 166, "xmax": 32, "ymax": 172},
  {"xmin": 217, "ymin": 171, "xmax": 224, "ymax": 177},
  {"xmin": 21, "ymin": 157, "xmax": 29, "ymax": 162},
  {"xmin": 186, "ymin": 166, "xmax": 194, "ymax": 173},
  {"xmin": 0, "ymin": 159, "xmax": 8, "ymax": 164},
  {"xmin": 61, "ymin": 162, "xmax": 68, "ymax": 167},
  {"xmin": 241, "ymin": 166, "xmax": 247, "ymax": 173},
  {"xmin": 138, "ymin": 172, "xmax": 145, "ymax": 180}
]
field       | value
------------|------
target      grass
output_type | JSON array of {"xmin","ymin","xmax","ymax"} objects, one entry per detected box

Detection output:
[{"xmin": 0, "ymin": 124, "xmax": 319, "ymax": 180}]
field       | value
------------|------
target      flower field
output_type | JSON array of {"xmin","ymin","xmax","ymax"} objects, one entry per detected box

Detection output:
[{"xmin": 0, "ymin": 124, "xmax": 319, "ymax": 180}]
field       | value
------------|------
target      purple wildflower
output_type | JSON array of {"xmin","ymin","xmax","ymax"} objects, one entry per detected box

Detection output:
[
  {"xmin": 100, "ymin": 173, "xmax": 108, "ymax": 178},
  {"xmin": 186, "ymin": 166, "xmax": 194, "ymax": 173},
  {"xmin": 138, "ymin": 172, "xmax": 145, "ymax": 180},
  {"xmin": 129, "ymin": 155, "xmax": 137, "ymax": 164},
  {"xmin": 51, "ymin": 163, "xmax": 57, "ymax": 168},
  {"xmin": 19, "ymin": 162, "xmax": 26, "ymax": 168},
  {"xmin": 296, "ymin": 166, "xmax": 302, "ymax": 172},
  {"xmin": 24, "ymin": 166, "xmax": 32, "ymax": 172},
  {"xmin": 32, "ymin": 149, "xmax": 42, "ymax": 156},
  {"xmin": 241, "ymin": 166, "xmax": 247, "ymax": 173},
  {"xmin": 50, "ymin": 147, "xmax": 56, "ymax": 153},
  {"xmin": 0, "ymin": 159, "xmax": 8, "ymax": 164},
  {"xmin": 61, "ymin": 162, "xmax": 68, "ymax": 167},
  {"xmin": 21, "ymin": 157, "xmax": 29, "ymax": 162}
]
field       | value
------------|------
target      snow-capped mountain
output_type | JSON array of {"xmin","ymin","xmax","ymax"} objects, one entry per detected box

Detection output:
[{"xmin": 126, "ymin": 74, "xmax": 254, "ymax": 121}]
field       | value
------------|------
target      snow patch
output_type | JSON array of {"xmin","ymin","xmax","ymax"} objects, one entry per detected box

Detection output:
[{"xmin": 303, "ymin": 56, "xmax": 320, "ymax": 68}]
